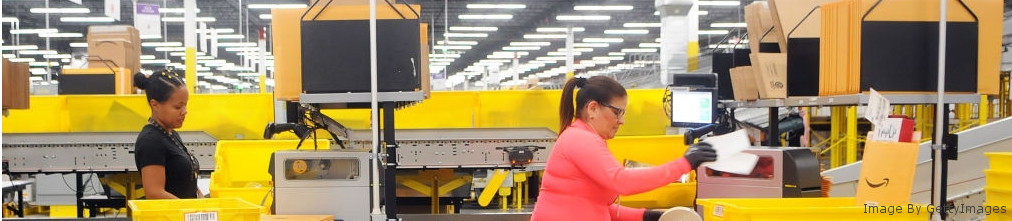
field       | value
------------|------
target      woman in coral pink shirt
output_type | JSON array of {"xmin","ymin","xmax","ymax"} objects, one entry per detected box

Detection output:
[{"xmin": 531, "ymin": 76, "xmax": 717, "ymax": 221}]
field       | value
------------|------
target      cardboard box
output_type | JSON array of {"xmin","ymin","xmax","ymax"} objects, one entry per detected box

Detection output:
[
  {"xmin": 729, "ymin": 66, "xmax": 760, "ymax": 101},
  {"xmin": 751, "ymin": 53, "xmax": 788, "ymax": 99},
  {"xmin": 87, "ymin": 25, "xmax": 140, "ymax": 73},
  {"xmin": 3, "ymin": 59, "xmax": 31, "ymax": 109}
]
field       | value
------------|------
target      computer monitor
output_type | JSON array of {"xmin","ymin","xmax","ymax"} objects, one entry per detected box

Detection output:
[{"xmin": 669, "ymin": 88, "xmax": 717, "ymax": 128}]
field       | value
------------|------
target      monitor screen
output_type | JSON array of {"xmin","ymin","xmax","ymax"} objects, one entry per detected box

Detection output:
[{"xmin": 670, "ymin": 90, "xmax": 715, "ymax": 127}]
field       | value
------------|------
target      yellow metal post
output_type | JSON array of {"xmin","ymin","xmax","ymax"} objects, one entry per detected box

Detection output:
[
  {"xmin": 830, "ymin": 107, "xmax": 842, "ymax": 168},
  {"xmin": 846, "ymin": 106, "xmax": 857, "ymax": 164},
  {"xmin": 185, "ymin": 48, "xmax": 197, "ymax": 93},
  {"xmin": 498, "ymin": 187, "xmax": 511, "ymax": 210},
  {"xmin": 259, "ymin": 75, "xmax": 267, "ymax": 94},
  {"xmin": 431, "ymin": 175, "xmax": 439, "ymax": 214},
  {"xmin": 979, "ymin": 95, "xmax": 989, "ymax": 126}
]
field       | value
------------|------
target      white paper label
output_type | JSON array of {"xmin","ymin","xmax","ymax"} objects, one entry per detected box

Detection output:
[
  {"xmin": 865, "ymin": 88, "xmax": 890, "ymax": 126},
  {"xmin": 184, "ymin": 212, "xmax": 218, "ymax": 221},
  {"xmin": 713, "ymin": 205, "xmax": 725, "ymax": 217},
  {"xmin": 872, "ymin": 118, "xmax": 904, "ymax": 142}
]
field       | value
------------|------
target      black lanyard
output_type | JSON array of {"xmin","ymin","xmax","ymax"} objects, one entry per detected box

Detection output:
[{"xmin": 148, "ymin": 118, "xmax": 199, "ymax": 180}]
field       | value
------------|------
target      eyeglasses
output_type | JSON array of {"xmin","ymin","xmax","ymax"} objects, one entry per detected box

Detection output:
[{"xmin": 600, "ymin": 102, "xmax": 626, "ymax": 117}]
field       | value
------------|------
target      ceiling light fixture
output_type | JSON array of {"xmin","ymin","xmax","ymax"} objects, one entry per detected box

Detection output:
[
  {"xmin": 444, "ymin": 33, "xmax": 488, "ymax": 38},
  {"xmin": 39, "ymin": 33, "xmax": 83, "ymax": 38},
  {"xmin": 437, "ymin": 41, "xmax": 479, "ymax": 45},
  {"xmin": 9, "ymin": 29, "xmax": 59, "ymax": 34},
  {"xmin": 699, "ymin": 30, "xmax": 730, "ymax": 35},
  {"xmin": 434, "ymin": 45, "xmax": 472, "ymax": 50},
  {"xmin": 215, "ymin": 34, "xmax": 246, "ymax": 39},
  {"xmin": 247, "ymin": 4, "xmax": 308, "ymax": 9},
  {"xmin": 502, "ymin": 46, "xmax": 540, "ymax": 51},
  {"xmin": 582, "ymin": 38, "xmax": 624, "ymax": 43},
  {"xmin": 710, "ymin": 22, "xmax": 747, "ymax": 28},
  {"xmin": 142, "ymin": 42, "xmax": 183, "ymax": 47},
  {"xmin": 30, "ymin": 8, "xmax": 91, "ymax": 14},
  {"xmin": 162, "ymin": 17, "xmax": 217, "ymax": 22},
  {"xmin": 536, "ymin": 27, "xmax": 585, "ymax": 32},
  {"xmin": 217, "ymin": 42, "xmax": 258, "ymax": 47},
  {"xmin": 429, "ymin": 54, "xmax": 461, "ymax": 58},
  {"xmin": 523, "ymin": 34, "xmax": 566, "ymax": 39},
  {"xmin": 458, "ymin": 14, "xmax": 512, "ymax": 20},
  {"xmin": 556, "ymin": 15, "xmax": 611, "ymax": 21},
  {"xmin": 259, "ymin": 14, "xmax": 272, "ymax": 20},
  {"xmin": 449, "ymin": 26, "xmax": 498, "ymax": 32},
  {"xmin": 155, "ymin": 47, "xmax": 186, "ymax": 52},
  {"xmin": 623, "ymin": 23, "xmax": 661, "ymax": 28},
  {"xmin": 604, "ymin": 29, "xmax": 649, "ymax": 34},
  {"xmin": 141, "ymin": 59, "xmax": 171, "ymax": 64},
  {"xmin": 466, "ymin": 4, "xmax": 526, "ymax": 9},
  {"xmin": 621, "ymin": 48, "xmax": 658, "ymax": 53},
  {"xmin": 509, "ymin": 42, "xmax": 551, "ymax": 46},
  {"xmin": 19, "ymin": 50, "xmax": 58, "ymax": 55},
  {"xmin": 639, "ymin": 43, "xmax": 662, "ymax": 48},
  {"xmin": 573, "ymin": 43, "xmax": 609, "ymax": 47},
  {"xmin": 140, "ymin": 55, "xmax": 156, "ymax": 60},
  {"xmin": 8, "ymin": 58, "xmax": 36, "ymax": 62},
  {"xmin": 60, "ymin": 17, "xmax": 115, "ymax": 22},
  {"xmin": 42, "ymin": 54, "xmax": 71, "ymax": 59},
  {"xmin": 573, "ymin": 5, "xmax": 633, "ymax": 11},
  {"xmin": 1, "ymin": 45, "xmax": 40, "ymax": 51}
]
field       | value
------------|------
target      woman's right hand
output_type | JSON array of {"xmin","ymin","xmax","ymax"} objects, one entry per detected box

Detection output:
[{"xmin": 684, "ymin": 142, "xmax": 717, "ymax": 170}]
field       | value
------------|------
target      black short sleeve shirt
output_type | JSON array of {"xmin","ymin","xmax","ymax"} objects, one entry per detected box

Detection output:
[{"xmin": 134, "ymin": 124, "xmax": 198, "ymax": 199}]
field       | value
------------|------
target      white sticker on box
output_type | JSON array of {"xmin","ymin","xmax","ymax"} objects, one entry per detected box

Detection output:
[
  {"xmin": 184, "ymin": 212, "xmax": 218, "ymax": 221},
  {"xmin": 713, "ymin": 205, "xmax": 725, "ymax": 217}
]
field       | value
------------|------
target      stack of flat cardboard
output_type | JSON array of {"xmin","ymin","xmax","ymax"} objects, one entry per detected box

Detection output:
[
  {"xmin": 818, "ymin": 0, "xmax": 1001, "ymax": 96},
  {"xmin": 87, "ymin": 25, "xmax": 140, "ymax": 74},
  {"xmin": 768, "ymin": 0, "xmax": 837, "ymax": 96},
  {"xmin": 2, "ymin": 59, "xmax": 31, "ymax": 109},
  {"xmin": 744, "ymin": 2, "xmax": 786, "ymax": 54},
  {"xmin": 729, "ymin": 66, "xmax": 759, "ymax": 101},
  {"xmin": 740, "ymin": 2, "xmax": 788, "ymax": 99}
]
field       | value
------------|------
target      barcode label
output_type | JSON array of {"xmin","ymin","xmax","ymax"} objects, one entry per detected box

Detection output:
[
  {"xmin": 713, "ymin": 205, "xmax": 724, "ymax": 218},
  {"xmin": 184, "ymin": 212, "xmax": 218, "ymax": 221}
]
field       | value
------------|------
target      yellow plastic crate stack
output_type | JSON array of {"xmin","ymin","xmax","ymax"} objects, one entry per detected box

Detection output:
[
  {"xmin": 985, "ymin": 152, "xmax": 1012, "ymax": 220},
  {"xmin": 128, "ymin": 198, "xmax": 260, "ymax": 221},
  {"xmin": 209, "ymin": 140, "xmax": 330, "ymax": 214}
]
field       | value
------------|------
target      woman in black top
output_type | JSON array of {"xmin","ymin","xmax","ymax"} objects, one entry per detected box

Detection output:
[{"xmin": 133, "ymin": 70, "xmax": 200, "ymax": 199}]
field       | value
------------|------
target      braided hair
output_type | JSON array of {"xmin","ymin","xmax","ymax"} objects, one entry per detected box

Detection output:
[{"xmin": 134, "ymin": 70, "xmax": 186, "ymax": 103}]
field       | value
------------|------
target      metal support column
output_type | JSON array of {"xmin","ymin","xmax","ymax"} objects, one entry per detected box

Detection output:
[
  {"xmin": 382, "ymin": 102, "xmax": 398, "ymax": 220},
  {"xmin": 830, "ymin": 107, "xmax": 843, "ymax": 168},
  {"xmin": 931, "ymin": 104, "xmax": 953, "ymax": 220},
  {"xmin": 846, "ymin": 106, "xmax": 858, "ymax": 164},
  {"xmin": 767, "ymin": 107, "xmax": 780, "ymax": 146},
  {"xmin": 76, "ymin": 173, "xmax": 84, "ymax": 218}
]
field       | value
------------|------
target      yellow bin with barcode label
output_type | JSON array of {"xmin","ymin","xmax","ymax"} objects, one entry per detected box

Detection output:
[
  {"xmin": 696, "ymin": 197, "xmax": 928, "ymax": 220},
  {"xmin": 128, "ymin": 198, "xmax": 261, "ymax": 221}
]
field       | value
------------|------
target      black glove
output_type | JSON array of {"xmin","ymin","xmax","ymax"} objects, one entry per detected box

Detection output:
[
  {"xmin": 684, "ymin": 142, "xmax": 717, "ymax": 170},
  {"xmin": 643, "ymin": 209, "xmax": 664, "ymax": 221}
]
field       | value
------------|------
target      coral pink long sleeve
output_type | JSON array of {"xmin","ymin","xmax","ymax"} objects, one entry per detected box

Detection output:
[{"xmin": 531, "ymin": 119, "xmax": 693, "ymax": 221}]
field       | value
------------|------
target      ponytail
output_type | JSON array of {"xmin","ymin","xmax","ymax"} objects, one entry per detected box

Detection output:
[
  {"xmin": 559, "ymin": 77, "xmax": 586, "ymax": 133},
  {"xmin": 558, "ymin": 76, "xmax": 626, "ymax": 133}
]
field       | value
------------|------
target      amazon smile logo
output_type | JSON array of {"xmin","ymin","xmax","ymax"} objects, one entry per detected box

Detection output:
[{"xmin": 865, "ymin": 178, "xmax": 890, "ymax": 188}]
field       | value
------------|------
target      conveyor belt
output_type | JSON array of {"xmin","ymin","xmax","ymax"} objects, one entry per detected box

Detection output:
[{"xmin": 2, "ymin": 132, "xmax": 217, "ymax": 173}]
